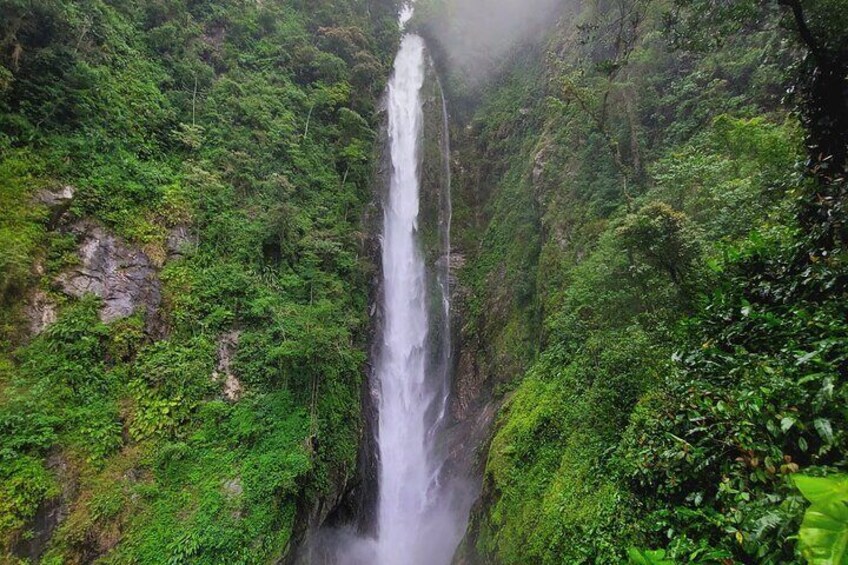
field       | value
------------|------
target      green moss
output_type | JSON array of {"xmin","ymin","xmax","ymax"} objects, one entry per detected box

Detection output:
[{"xmin": 0, "ymin": 151, "xmax": 49, "ymax": 341}]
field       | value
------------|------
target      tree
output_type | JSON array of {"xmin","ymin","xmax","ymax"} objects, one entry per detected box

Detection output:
[
  {"xmin": 669, "ymin": 0, "xmax": 848, "ymax": 247},
  {"xmin": 616, "ymin": 202, "xmax": 702, "ymax": 288},
  {"xmin": 669, "ymin": 0, "xmax": 847, "ymax": 174}
]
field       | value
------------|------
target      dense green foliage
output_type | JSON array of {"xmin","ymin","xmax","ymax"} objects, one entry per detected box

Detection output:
[
  {"xmin": 3, "ymin": 0, "xmax": 847, "ymax": 562},
  {"xmin": 0, "ymin": 0, "xmax": 398, "ymax": 561},
  {"xmin": 422, "ymin": 0, "xmax": 848, "ymax": 562}
]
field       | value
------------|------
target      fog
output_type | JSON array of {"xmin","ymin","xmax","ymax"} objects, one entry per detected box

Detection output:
[{"xmin": 419, "ymin": 0, "xmax": 569, "ymax": 85}]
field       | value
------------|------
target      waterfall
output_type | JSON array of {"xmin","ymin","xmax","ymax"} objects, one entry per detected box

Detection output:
[
  {"xmin": 375, "ymin": 29, "xmax": 431, "ymax": 564},
  {"xmin": 432, "ymin": 70, "xmax": 453, "ymax": 429},
  {"xmin": 372, "ymin": 6, "xmax": 466, "ymax": 564},
  {"xmin": 301, "ymin": 6, "xmax": 470, "ymax": 563}
]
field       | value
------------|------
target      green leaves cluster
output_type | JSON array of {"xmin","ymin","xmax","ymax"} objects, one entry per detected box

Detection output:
[
  {"xmin": 795, "ymin": 475, "xmax": 848, "ymax": 565},
  {"xmin": 629, "ymin": 547, "xmax": 675, "ymax": 565}
]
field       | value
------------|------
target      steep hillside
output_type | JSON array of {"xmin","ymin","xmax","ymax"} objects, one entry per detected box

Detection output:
[
  {"xmin": 419, "ymin": 0, "xmax": 848, "ymax": 562},
  {"xmin": 3, "ymin": 0, "xmax": 847, "ymax": 562},
  {"xmin": 0, "ymin": 1, "xmax": 398, "ymax": 562}
]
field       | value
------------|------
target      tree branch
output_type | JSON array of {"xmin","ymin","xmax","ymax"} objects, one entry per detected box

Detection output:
[{"xmin": 777, "ymin": 0, "xmax": 824, "ymax": 59}]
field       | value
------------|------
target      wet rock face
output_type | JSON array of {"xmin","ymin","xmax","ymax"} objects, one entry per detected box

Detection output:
[
  {"xmin": 24, "ymin": 290, "xmax": 57, "ymax": 336},
  {"xmin": 166, "ymin": 225, "xmax": 198, "ymax": 259},
  {"xmin": 532, "ymin": 145, "xmax": 547, "ymax": 186},
  {"xmin": 11, "ymin": 453, "xmax": 75, "ymax": 562},
  {"xmin": 56, "ymin": 221, "xmax": 162, "ymax": 325},
  {"xmin": 213, "ymin": 331, "xmax": 243, "ymax": 401}
]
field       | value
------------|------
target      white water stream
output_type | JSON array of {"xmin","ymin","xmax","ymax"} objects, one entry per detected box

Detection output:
[
  {"xmin": 372, "ymin": 6, "xmax": 465, "ymax": 564},
  {"xmin": 305, "ymin": 7, "xmax": 468, "ymax": 563}
]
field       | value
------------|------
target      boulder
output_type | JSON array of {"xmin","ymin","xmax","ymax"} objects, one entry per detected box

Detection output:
[
  {"xmin": 56, "ymin": 221, "xmax": 161, "ymax": 325},
  {"xmin": 35, "ymin": 185, "xmax": 75, "ymax": 209},
  {"xmin": 223, "ymin": 478, "xmax": 243, "ymax": 498},
  {"xmin": 35, "ymin": 185, "xmax": 76, "ymax": 227},
  {"xmin": 166, "ymin": 225, "xmax": 198, "ymax": 259}
]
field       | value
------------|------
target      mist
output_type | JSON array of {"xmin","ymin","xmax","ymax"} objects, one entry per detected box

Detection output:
[{"xmin": 417, "ymin": 0, "xmax": 569, "ymax": 86}]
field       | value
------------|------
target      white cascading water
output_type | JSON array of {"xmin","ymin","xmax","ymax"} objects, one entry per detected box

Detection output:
[
  {"xmin": 376, "ymin": 28, "xmax": 430, "ymax": 565},
  {"xmin": 299, "ymin": 6, "xmax": 472, "ymax": 564},
  {"xmin": 372, "ymin": 5, "xmax": 466, "ymax": 564}
]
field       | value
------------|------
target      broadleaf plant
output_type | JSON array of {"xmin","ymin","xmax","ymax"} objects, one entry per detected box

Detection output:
[
  {"xmin": 628, "ymin": 547, "xmax": 675, "ymax": 565},
  {"xmin": 795, "ymin": 475, "xmax": 848, "ymax": 564}
]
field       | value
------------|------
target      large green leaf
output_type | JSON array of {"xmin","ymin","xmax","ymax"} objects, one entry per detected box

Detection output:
[
  {"xmin": 799, "ymin": 500, "xmax": 848, "ymax": 565},
  {"xmin": 796, "ymin": 475, "xmax": 848, "ymax": 565},
  {"xmin": 628, "ymin": 547, "xmax": 675, "ymax": 565},
  {"xmin": 796, "ymin": 476, "xmax": 848, "ymax": 506}
]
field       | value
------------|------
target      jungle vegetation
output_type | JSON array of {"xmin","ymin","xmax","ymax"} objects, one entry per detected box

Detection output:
[
  {"xmin": 0, "ymin": 0, "xmax": 398, "ymax": 562},
  {"xmin": 1, "ymin": 0, "xmax": 847, "ymax": 563},
  {"xmin": 419, "ymin": 0, "xmax": 848, "ymax": 562}
]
